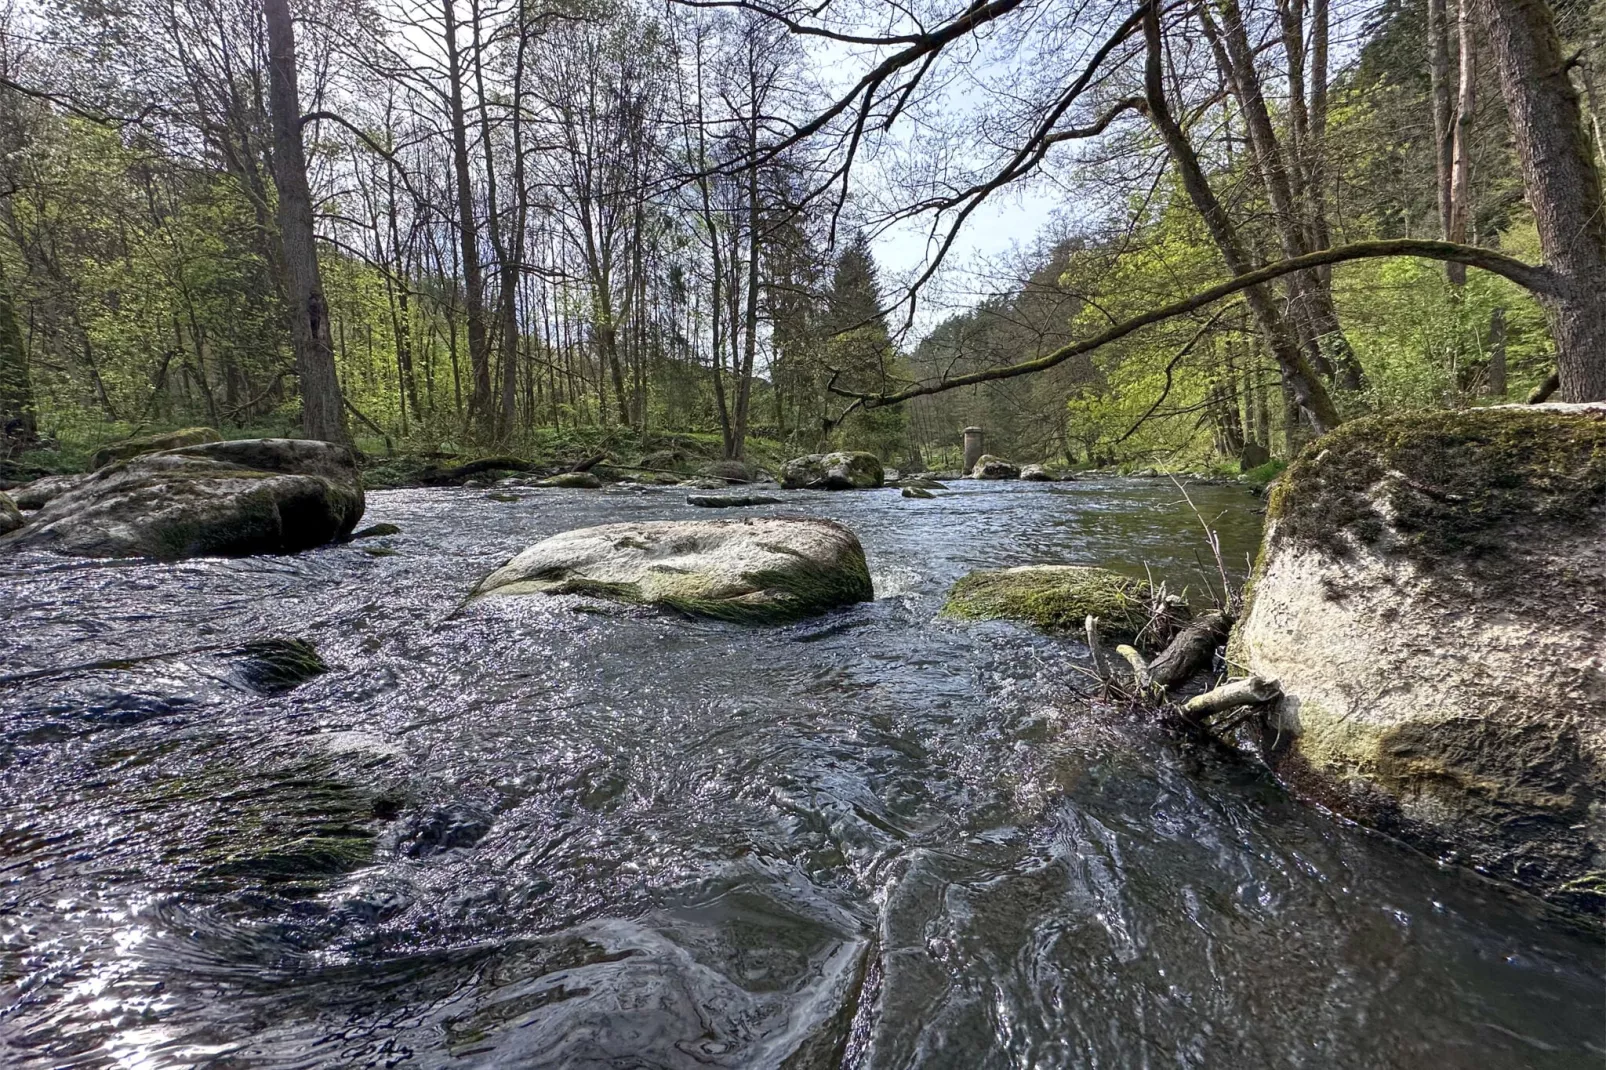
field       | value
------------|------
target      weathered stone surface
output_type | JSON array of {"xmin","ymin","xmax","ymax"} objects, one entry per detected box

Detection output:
[
  {"xmin": 0, "ymin": 438, "xmax": 364, "ymax": 560},
  {"xmin": 1233, "ymin": 405, "xmax": 1606, "ymax": 911},
  {"xmin": 475, "ymin": 517, "xmax": 874, "ymax": 623},
  {"xmin": 686, "ymin": 493, "xmax": 784, "ymax": 508},
  {"xmin": 537, "ymin": 471, "xmax": 604, "ymax": 489},
  {"xmin": 89, "ymin": 426, "xmax": 221, "ymax": 470},
  {"xmin": 1019, "ymin": 464, "xmax": 1053, "ymax": 482},
  {"xmin": 9, "ymin": 472, "xmax": 91, "ymax": 510},
  {"xmin": 779, "ymin": 451, "xmax": 884, "ymax": 490},
  {"xmin": 969, "ymin": 455, "xmax": 1020, "ymax": 480},
  {"xmin": 0, "ymin": 491, "xmax": 21, "ymax": 535},
  {"xmin": 941, "ymin": 564, "xmax": 1165, "ymax": 642},
  {"xmin": 897, "ymin": 476, "xmax": 947, "ymax": 490},
  {"xmin": 901, "ymin": 486, "xmax": 936, "ymax": 499},
  {"xmin": 699, "ymin": 460, "xmax": 756, "ymax": 483}
]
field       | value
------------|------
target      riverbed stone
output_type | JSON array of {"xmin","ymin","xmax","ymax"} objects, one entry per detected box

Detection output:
[
  {"xmin": 1019, "ymin": 464, "xmax": 1053, "ymax": 481},
  {"xmin": 0, "ymin": 438, "xmax": 365, "ymax": 560},
  {"xmin": 779, "ymin": 451, "xmax": 884, "ymax": 490},
  {"xmin": 537, "ymin": 471, "xmax": 604, "ymax": 489},
  {"xmin": 686, "ymin": 493, "xmax": 784, "ymax": 508},
  {"xmin": 89, "ymin": 426, "xmax": 221, "ymax": 470},
  {"xmin": 970, "ymin": 455, "xmax": 1020, "ymax": 480},
  {"xmin": 901, "ymin": 486, "xmax": 936, "ymax": 499},
  {"xmin": 0, "ymin": 491, "xmax": 21, "ymax": 535},
  {"xmin": 1233, "ymin": 404, "xmax": 1606, "ymax": 911},
  {"xmin": 941, "ymin": 564, "xmax": 1161, "ymax": 641},
  {"xmin": 475, "ymin": 516, "xmax": 874, "ymax": 623}
]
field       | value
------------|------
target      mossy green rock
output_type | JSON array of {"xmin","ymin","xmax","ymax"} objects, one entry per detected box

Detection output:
[
  {"xmin": 779, "ymin": 451, "xmax": 884, "ymax": 490},
  {"xmin": 475, "ymin": 517, "xmax": 874, "ymax": 624},
  {"xmin": 0, "ymin": 438, "xmax": 365, "ymax": 560},
  {"xmin": 1235, "ymin": 404, "xmax": 1606, "ymax": 912},
  {"xmin": 941, "ymin": 564, "xmax": 1155, "ymax": 640},
  {"xmin": 89, "ymin": 426, "xmax": 220, "ymax": 470}
]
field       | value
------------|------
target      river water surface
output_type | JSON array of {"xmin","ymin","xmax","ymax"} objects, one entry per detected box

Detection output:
[{"xmin": 1, "ymin": 478, "xmax": 1600, "ymax": 1068}]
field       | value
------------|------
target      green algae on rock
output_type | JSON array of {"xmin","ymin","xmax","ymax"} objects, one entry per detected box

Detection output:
[
  {"xmin": 1235, "ymin": 402, "xmax": 1606, "ymax": 913},
  {"xmin": 941, "ymin": 564, "xmax": 1160, "ymax": 641},
  {"xmin": 474, "ymin": 516, "xmax": 874, "ymax": 624}
]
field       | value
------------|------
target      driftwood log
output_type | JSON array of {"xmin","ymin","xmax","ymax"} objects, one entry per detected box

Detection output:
[
  {"xmin": 1180, "ymin": 675, "xmax": 1282, "ymax": 720},
  {"xmin": 1145, "ymin": 610, "xmax": 1233, "ymax": 690}
]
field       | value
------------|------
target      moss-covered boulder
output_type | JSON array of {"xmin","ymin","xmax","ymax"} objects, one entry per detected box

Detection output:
[
  {"xmin": 0, "ymin": 490, "xmax": 20, "ymax": 535},
  {"xmin": 779, "ymin": 451, "xmax": 884, "ymax": 490},
  {"xmin": 1233, "ymin": 404, "xmax": 1606, "ymax": 912},
  {"xmin": 475, "ymin": 517, "xmax": 874, "ymax": 623},
  {"xmin": 89, "ymin": 426, "xmax": 220, "ymax": 470},
  {"xmin": 700, "ymin": 459, "xmax": 756, "ymax": 483},
  {"xmin": 0, "ymin": 438, "xmax": 364, "ymax": 560},
  {"xmin": 969, "ymin": 455, "xmax": 1020, "ymax": 480},
  {"xmin": 1018, "ymin": 464, "xmax": 1053, "ymax": 481},
  {"xmin": 941, "ymin": 564, "xmax": 1162, "ymax": 642}
]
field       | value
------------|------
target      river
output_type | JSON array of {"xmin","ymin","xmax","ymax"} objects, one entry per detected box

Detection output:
[{"xmin": 1, "ymin": 478, "xmax": 1599, "ymax": 1068}]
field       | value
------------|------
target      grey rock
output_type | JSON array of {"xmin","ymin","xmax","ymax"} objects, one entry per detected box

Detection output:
[
  {"xmin": 0, "ymin": 491, "xmax": 21, "ymax": 535},
  {"xmin": 9, "ymin": 472, "xmax": 91, "ymax": 510},
  {"xmin": 686, "ymin": 493, "xmax": 785, "ymax": 508},
  {"xmin": 0, "ymin": 438, "xmax": 364, "ymax": 560},
  {"xmin": 901, "ymin": 486, "xmax": 936, "ymax": 499},
  {"xmin": 89, "ymin": 426, "xmax": 221, "ymax": 470},
  {"xmin": 779, "ymin": 451, "xmax": 884, "ymax": 490},
  {"xmin": 970, "ymin": 455, "xmax": 1020, "ymax": 480},
  {"xmin": 475, "ymin": 516, "xmax": 874, "ymax": 624}
]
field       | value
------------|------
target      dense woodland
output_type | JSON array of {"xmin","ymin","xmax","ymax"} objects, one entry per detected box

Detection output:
[{"xmin": 0, "ymin": 0, "xmax": 1603, "ymax": 473}]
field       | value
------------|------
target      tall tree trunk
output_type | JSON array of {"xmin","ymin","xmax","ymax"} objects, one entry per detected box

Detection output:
[
  {"xmin": 1143, "ymin": 2, "xmax": 1341, "ymax": 432},
  {"xmin": 443, "ymin": 0, "xmax": 492, "ymax": 436},
  {"xmin": 263, "ymin": 0, "xmax": 349, "ymax": 444},
  {"xmin": 1477, "ymin": 0, "xmax": 1606, "ymax": 401},
  {"xmin": 1447, "ymin": 0, "xmax": 1477, "ymax": 286}
]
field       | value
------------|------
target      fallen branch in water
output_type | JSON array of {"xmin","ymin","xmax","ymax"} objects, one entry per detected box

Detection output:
[
  {"xmin": 1145, "ymin": 610, "xmax": 1233, "ymax": 690},
  {"xmin": 1181, "ymin": 675, "xmax": 1282, "ymax": 721}
]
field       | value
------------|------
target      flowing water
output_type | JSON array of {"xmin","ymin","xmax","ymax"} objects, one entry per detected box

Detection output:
[{"xmin": 0, "ymin": 478, "xmax": 1599, "ymax": 1068}]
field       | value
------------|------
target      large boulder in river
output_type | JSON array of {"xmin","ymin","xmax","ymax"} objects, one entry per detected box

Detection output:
[
  {"xmin": 779, "ymin": 451, "xmax": 883, "ymax": 490},
  {"xmin": 475, "ymin": 517, "xmax": 874, "ymax": 623},
  {"xmin": 1019, "ymin": 464, "xmax": 1054, "ymax": 482},
  {"xmin": 941, "ymin": 564, "xmax": 1170, "ymax": 644},
  {"xmin": 1233, "ymin": 405, "xmax": 1606, "ymax": 911},
  {"xmin": 969, "ymin": 455, "xmax": 1020, "ymax": 480},
  {"xmin": 89, "ymin": 426, "xmax": 220, "ymax": 470},
  {"xmin": 0, "ymin": 438, "xmax": 365, "ymax": 560},
  {"xmin": 0, "ymin": 491, "xmax": 21, "ymax": 535},
  {"xmin": 9, "ymin": 472, "xmax": 91, "ymax": 510}
]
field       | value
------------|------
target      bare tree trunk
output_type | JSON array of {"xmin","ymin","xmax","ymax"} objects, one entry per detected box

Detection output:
[
  {"xmin": 1446, "ymin": 0, "xmax": 1477, "ymax": 286},
  {"xmin": 1143, "ymin": 4, "xmax": 1341, "ymax": 432},
  {"xmin": 0, "ymin": 271, "xmax": 34, "ymax": 442},
  {"xmin": 263, "ymin": 0, "xmax": 348, "ymax": 444},
  {"xmin": 443, "ymin": 0, "xmax": 492, "ymax": 437},
  {"xmin": 1477, "ymin": 0, "xmax": 1606, "ymax": 401}
]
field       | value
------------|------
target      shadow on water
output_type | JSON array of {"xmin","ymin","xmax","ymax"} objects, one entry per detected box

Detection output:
[{"xmin": 0, "ymin": 479, "xmax": 1599, "ymax": 1068}]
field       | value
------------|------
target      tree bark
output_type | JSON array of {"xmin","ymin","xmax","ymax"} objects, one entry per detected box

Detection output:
[
  {"xmin": 443, "ymin": 0, "xmax": 493, "ymax": 436},
  {"xmin": 1477, "ymin": 0, "xmax": 1606, "ymax": 401},
  {"xmin": 263, "ymin": 0, "xmax": 349, "ymax": 445}
]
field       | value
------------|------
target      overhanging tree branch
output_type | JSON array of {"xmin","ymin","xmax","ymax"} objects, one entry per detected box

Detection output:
[{"xmin": 829, "ymin": 240, "xmax": 1557, "ymax": 407}]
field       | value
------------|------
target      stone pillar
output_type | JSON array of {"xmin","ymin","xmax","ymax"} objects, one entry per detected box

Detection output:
[{"xmin": 962, "ymin": 427, "xmax": 985, "ymax": 474}]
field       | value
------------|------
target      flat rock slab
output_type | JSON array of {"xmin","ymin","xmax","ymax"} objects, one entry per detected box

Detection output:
[
  {"xmin": 0, "ymin": 438, "xmax": 364, "ymax": 560},
  {"xmin": 686, "ymin": 493, "xmax": 785, "ymax": 508},
  {"xmin": 475, "ymin": 517, "xmax": 874, "ymax": 624}
]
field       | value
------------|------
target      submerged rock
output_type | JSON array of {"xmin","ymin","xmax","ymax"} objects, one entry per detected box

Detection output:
[
  {"xmin": 89, "ymin": 426, "xmax": 221, "ymax": 470},
  {"xmin": 232, "ymin": 638, "xmax": 328, "ymax": 695},
  {"xmin": 1233, "ymin": 404, "xmax": 1606, "ymax": 911},
  {"xmin": 941, "ymin": 564, "xmax": 1164, "ymax": 642},
  {"xmin": 0, "ymin": 438, "xmax": 365, "ymax": 560},
  {"xmin": 901, "ymin": 486, "xmax": 936, "ymax": 499},
  {"xmin": 969, "ymin": 455, "xmax": 1020, "ymax": 480},
  {"xmin": 475, "ymin": 517, "xmax": 874, "ymax": 623},
  {"xmin": 686, "ymin": 493, "xmax": 784, "ymax": 508},
  {"xmin": 9, "ymin": 472, "xmax": 90, "ymax": 510},
  {"xmin": 779, "ymin": 451, "xmax": 884, "ymax": 490},
  {"xmin": 351, "ymin": 522, "xmax": 401, "ymax": 539},
  {"xmin": 0, "ymin": 491, "xmax": 20, "ymax": 535}
]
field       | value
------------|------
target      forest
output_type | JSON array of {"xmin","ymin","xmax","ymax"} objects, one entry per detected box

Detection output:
[{"xmin": 0, "ymin": 0, "xmax": 1602, "ymax": 475}]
